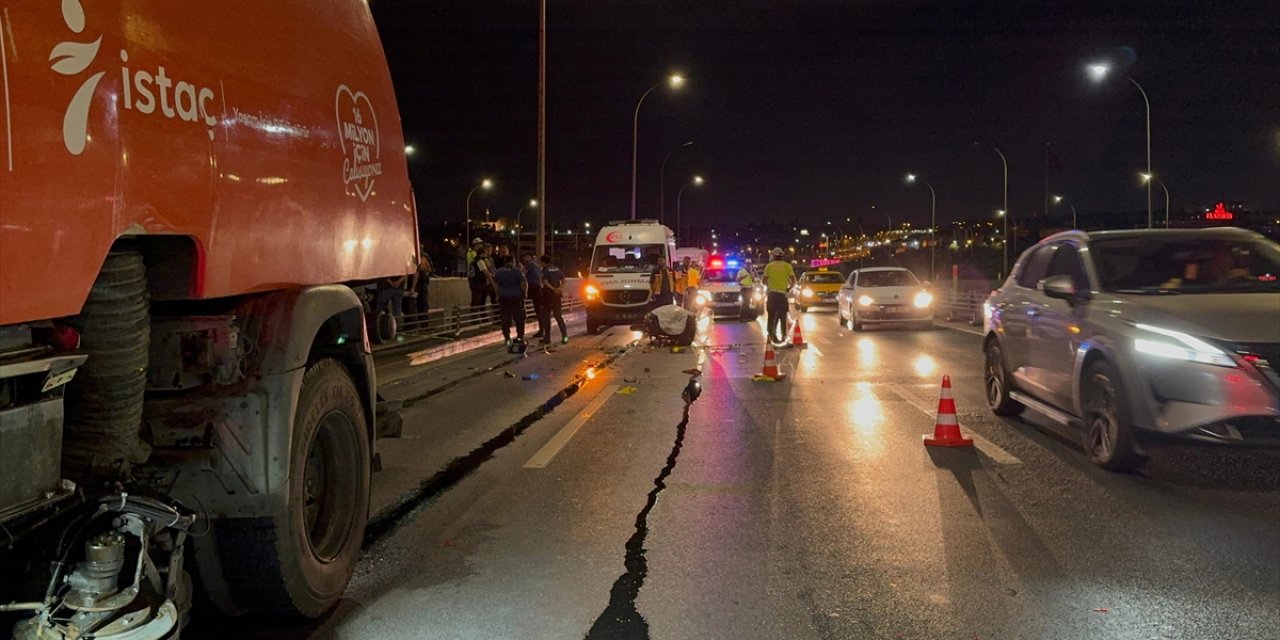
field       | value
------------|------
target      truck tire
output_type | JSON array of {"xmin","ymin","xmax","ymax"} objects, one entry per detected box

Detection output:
[
  {"xmin": 214, "ymin": 359, "xmax": 370, "ymax": 617},
  {"xmin": 367, "ymin": 311, "xmax": 396, "ymax": 344},
  {"xmin": 63, "ymin": 250, "xmax": 151, "ymax": 481}
]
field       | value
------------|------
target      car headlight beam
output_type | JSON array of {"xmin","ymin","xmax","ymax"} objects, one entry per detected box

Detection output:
[
  {"xmin": 1132, "ymin": 323, "xmax": 1236, "ymax": 368},
  {"xmin": 801, "ymin": 287, "xmax": 815, "ymax": 298},
  {"xmin": 858, "ymin": 294, "xmax": 874, "ymax": 307},
  {"xmin": 913, "ymin": 291, "xmax": 933, "ymax": 308}
]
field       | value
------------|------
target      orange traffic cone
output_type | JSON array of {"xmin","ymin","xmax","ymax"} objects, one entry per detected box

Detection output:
[
  {"xmin": 754, "ymin": 345, "xmax": 785, "ymax": 381},
  {"xmin": 791, "ymin": 320, "xmax": 806, "ymax": 348},
  {"xmin": 924, "ymin": 375, "xmax": 973, "ymax": 447}
]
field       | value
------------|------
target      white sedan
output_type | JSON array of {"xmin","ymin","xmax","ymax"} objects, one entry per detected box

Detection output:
[{"xmin": 835, "ymin": 267, "xmax": 934, "ymax": 331}]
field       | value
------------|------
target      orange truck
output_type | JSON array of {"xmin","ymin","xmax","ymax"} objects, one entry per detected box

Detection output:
[{"xmin": 0, "ymin": 0, "xmax": 416, "ymax": 633}]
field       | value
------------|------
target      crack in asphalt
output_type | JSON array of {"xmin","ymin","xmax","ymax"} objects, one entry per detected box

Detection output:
[
  {"xmin": 362, "ymin": 348, "xmax": 630, "ymax": 548},
  {"xmin": 584, "ymin": 392, "xmax": 694, "ymax": 640}
]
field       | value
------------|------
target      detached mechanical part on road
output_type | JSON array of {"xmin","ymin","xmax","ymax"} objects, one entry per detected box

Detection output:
[
  {"xmin": 8, "ymin": 494, "xmax": 197, "ymax": 640},
  {"xmin": 585, "ymin": 372, "xmax": 701, "ymax": 640}
]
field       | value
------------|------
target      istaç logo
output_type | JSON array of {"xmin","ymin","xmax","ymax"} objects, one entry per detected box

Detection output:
[
  {"xmin": 49, "ymin": 0, "xmax": 103, "ymax": 156},
  {"xmin": 336, "ymin": 85, "xmax": 382, "ymax": 202}
]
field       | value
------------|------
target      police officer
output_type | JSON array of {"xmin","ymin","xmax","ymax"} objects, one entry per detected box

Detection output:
[
  {"xmin": 762, "ymin": 248, "xmax": 796, "ymax": 344},
  {"xmin": 735, "ymin": 259, "xmax": 755, "ymax": 320}
]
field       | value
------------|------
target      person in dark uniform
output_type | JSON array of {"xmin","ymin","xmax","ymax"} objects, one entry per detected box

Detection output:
[
  {"xmin": 540, "ymin": 254, "xmax": 569, "ymax": 344},
  {"xmin": 494, "ymin": 254, "xmax": 528, "ymax": 344}
]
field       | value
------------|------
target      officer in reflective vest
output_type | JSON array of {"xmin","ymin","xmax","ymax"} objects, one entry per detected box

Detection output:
[{"xmin": 736, "ymin": 260, "xmax": 755, "ymax": 319}]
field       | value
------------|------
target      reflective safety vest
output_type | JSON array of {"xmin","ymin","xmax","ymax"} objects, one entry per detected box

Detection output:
[
  {"xmin": 651, "ymin": 267, "xmax": 675, "ymax": 296},
  {"xmin": 736, "ymin": 267, "xmax": 754, "ymax": 287},
  {"xmin": 686, "ymin": 265, "xmax": 701, "ymax": 288}
]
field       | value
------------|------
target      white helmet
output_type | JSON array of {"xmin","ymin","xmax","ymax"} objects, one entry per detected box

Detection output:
[{"xmin": 770, "ymin": 247, "xmax": 784, "ymax": 257}]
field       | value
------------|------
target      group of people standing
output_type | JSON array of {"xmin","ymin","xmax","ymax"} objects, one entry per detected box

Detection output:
[
  {"xmin": 648, "ymin": 255, "xmax": 706, "ymax": 310},
  {"xmin": 374, "ymin": 249, "xmax": 434, "ymax": 319},
  {"xmin": 468, "ymin": 239, "xmax": 569, "ymax": 345},
  {"xmin": 647, "ymin": 247, "xmax": 796, "ymax": 345}
]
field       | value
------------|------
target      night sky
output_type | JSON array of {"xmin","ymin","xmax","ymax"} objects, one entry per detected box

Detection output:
[{"xmin": 372, "ymin": 0, "xmax": 1280, "ymax": 232}]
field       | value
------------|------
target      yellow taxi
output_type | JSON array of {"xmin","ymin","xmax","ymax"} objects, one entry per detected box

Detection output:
[{"xmin": 793, "ymin": 268, "xmax": 845, "ymax": 312}]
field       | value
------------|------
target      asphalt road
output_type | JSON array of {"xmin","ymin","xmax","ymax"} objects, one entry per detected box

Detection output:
[{"xmin": 208, "ymin": 309, "xmax": 1280, "ymax": 640}]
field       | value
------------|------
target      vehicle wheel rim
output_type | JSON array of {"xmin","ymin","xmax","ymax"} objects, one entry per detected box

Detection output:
[
  {"xmin": 985, "ymin": 347, "xmax": 1003, "ymax": 406},
  {"xmin": 303, "ymin": 410, "xmax": 361, "ymax": 563},
  {"xmin": 1086, "ymin": 374, "xmax": 1118, "ymax": 460}
]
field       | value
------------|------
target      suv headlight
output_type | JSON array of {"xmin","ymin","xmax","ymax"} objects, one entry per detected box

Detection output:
[
  {"xmin": 913, "ymin": 291, "xmax": 933, "ymax": 308},
  {"xmin": 584, "ymin": 284, "xmax": 600, "ymax": 300},
  {"xmin": 1132, "ymin": 323, "xmax": 1236, "ymax": 368}
]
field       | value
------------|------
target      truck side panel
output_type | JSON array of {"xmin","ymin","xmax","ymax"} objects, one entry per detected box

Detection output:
[{"xmin": 0, "ymin": 0, "xmax": 416, "ymax": 325}]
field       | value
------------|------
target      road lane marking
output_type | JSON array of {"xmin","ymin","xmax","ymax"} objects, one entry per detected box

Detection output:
[
  {"xmin": 523, "ymin": 384, "xmax": 619, "ymax": 468},
  {"xmin": 886, "ymin": 383, "xmax": 1023, "ymax": 465}
]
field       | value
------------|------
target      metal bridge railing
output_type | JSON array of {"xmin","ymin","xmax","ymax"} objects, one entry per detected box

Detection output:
[
  {"xmin": 374, "ymin": 296, "xmax": 584, "ymax": 351},
  {"xmin": 933, "ymin": 288, "xmax": 991, "ymax": 326}
]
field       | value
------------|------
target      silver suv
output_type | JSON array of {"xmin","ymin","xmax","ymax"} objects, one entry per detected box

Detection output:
[{"xmin": 983, "ymin": 228, "xmax": 1280, "ymax": 471}]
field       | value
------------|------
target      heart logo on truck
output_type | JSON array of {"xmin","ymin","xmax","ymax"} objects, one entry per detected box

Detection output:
[{"xmin": 335, "ymin": 85, "xmax": 383, "ymax": 202}]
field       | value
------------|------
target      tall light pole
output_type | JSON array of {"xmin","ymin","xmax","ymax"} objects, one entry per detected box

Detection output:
[
  {"xmin": 1053, "ymin": 194, "xmax": 1078, "ymax": 229},
  {"xmin": 536, "ymin": 0, "xmax": 546, "ymax": 255},
  {"xmin": 974, "ymin": 141, "xmax": 1009, "ymax": 275},
  {"xmin": 906, "ymin": 173, "xmax": 937, "ymax": 278},
  {"xmin": 676, "ymin": 175, "xmax": 704, "ymax": 244},
  {"xmin": 659, "ymin": 141, "xmax": 693, "ymax": 225},
  {"xmin": 514, "ymin": 199, "xmax": 537, "ymax": 253},
  {"xmin": 630, "ymin": 74, "xmax": 685, "ymax": 220},
  {"xmin": 1088, "ymin": 63, "xmax": 1152, "ymax": 228},
  {"xmin": 1142, "ymin": 174, "xmax": 1171, "ymax": 228},
  {"xmin": 464, "ymin": 178, "xmax": 494, "ymax": 249}
]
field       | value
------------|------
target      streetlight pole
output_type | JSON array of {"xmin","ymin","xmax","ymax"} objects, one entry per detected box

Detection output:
[
  {"xmin": 906, "ymin": 173, "xmax": 937, "ymax": 279},
  {"xmin": 975, "ymin": 141, "xmax": 1008, "ymax": 274},
  {"xmin": 1132, "ymin": 77, "xmax": 1153, "ymax": 229},
  {"xmin": 659, "ymin": 141, "xmax": 693, "ymax": 225},
  {"xmin": 464, "ymin": 178, "xmax": 494, "ymax": 250},
  {"xmin": 536, "ymin": 0, "xmax": 546, "ymax": 255},
  {"xmin": 676, "ymin": 175, "xmax": 704, "ymax": 244},
  {"xmin": 630, "ymin": 75, "xmax": 685, "ymax": 220},
  {"xmin": 1053, "ymin": 194, "xmax": 1079, "ymax": 229},
  {"xmin": 514, "ymin": 199, "xmax": 537, "ymax": 253},
  {"xmin": 1088, "ymin": 64, "xmax": 1152, "ymax": 228},
  {"xmin": 1155, "ymin": 179, "xmax": 1170, "ymax": 228}
]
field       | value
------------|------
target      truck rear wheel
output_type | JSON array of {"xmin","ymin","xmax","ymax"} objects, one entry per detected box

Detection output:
[{"xmin": 214, "ymin": 359, "xmax": 370, "ymax": 617}]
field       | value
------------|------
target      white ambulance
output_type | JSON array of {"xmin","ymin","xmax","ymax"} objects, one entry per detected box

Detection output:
[{"xmin": 583, "ymin": 220, "xmax": 677, "ymax": 333}]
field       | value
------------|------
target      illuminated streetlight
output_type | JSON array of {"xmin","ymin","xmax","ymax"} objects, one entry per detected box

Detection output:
[
  {"xmin": 906, "ymin": 172, "xmax": 937, "ymax": 278},
  {"xmin": 659, "ymin": 141, "xmax": 694, "ymax": 225},
  {"xmin": 974, "ymin": 141, "xmax": 1009, "ymax": 275},
  {"xmin": 465, "ymin": 178, "xmax": 495, "ymax": 249},
  {"xmin": 514, "ymin": 198, "xmax": 538, "ymax": 252},
  {"xmin": 1053, "ymin": 195, "xmax": 1077, "ymax": 228},
  {"xmin": 631, "ymin": 74, "xmax": 687, "ymax": 220},
  {"xmin": 1088, "ymin": 61, "xmax": 1153, "ymax": 228},
  {"xmin": 676, "ymin": 175, "xmax": 705, "ymax": 243},
  {"xmin": 1141, "ymin": 174, "xmax": 1172, "ymax": 228}
]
